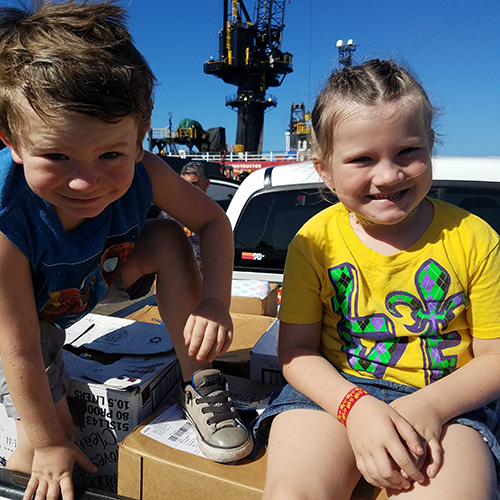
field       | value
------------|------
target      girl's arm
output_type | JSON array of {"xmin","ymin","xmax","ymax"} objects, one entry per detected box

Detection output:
[
  {"xmin": 279, "ymin": 320, "xmax": 426, "ymax": 490},
  {"xmin": 0, "ymin": 233, "xmax": 96, "ymax": 500},
  {"xmin": 142, "ymin": 152, "xmax": 234, "ymax": 361},
  {"xmin": 390, "ymin": 335, "xmax": 500, "ymax": 478}
]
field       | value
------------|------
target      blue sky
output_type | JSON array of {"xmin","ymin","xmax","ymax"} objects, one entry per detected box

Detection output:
[{"xmin": 2, "ymin": 0, "xmax": 499, "ymax": 157}]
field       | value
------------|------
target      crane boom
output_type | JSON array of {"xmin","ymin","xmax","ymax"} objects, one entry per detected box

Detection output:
[
  {"xmin": 255, "ymin": 0, "xmax": 286, "ymax": 52},
  {"xmin": 204, "ymin": 0, "xmax": 293, "ymax": 153}
]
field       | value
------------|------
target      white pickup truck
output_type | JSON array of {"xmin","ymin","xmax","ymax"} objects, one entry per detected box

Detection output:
[
  {"xmin": 227, "ymin": 156, "xmax": 500, "ymax": 284},
  {"xmin": 1, "ymin": 156, "xmax": 500, "ymax": 499}
]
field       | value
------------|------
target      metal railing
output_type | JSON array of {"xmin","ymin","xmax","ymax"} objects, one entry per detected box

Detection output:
[{"xmin": 157, "ymin": 150, "xmax": 311, "ymax": 163}]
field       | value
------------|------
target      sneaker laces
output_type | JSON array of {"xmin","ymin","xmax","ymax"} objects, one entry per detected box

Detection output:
[{"xmin": 198, "ymin": 389, "xmax": 238, "ymax": 426}]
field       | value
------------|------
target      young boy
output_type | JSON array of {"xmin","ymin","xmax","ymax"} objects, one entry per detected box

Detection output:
[{"xmin": 0, "ymin": 2, "xmax": 252, "ymax": 499}]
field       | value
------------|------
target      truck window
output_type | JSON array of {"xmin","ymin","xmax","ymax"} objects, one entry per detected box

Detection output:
[
  {"xmin": 233, "ymin": 188, "xmax": 336, "ymax": 272},
  {"xmin": 234, "ymin": 182, "xmax": 500, "ymax": 274},
  {"xmin": 428, "ymin": 185, "xmax": 500, "ymax": 233}
]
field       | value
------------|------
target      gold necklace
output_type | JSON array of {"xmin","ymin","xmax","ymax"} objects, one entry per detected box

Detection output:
[{"xmin": 352, "ymin": 204, "xmax": 420, "ymax": 226}]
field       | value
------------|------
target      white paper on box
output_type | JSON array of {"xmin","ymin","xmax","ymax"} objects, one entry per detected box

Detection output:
[
  {"xmin": 251, "ymin": 319, "xmax": 279, "ymax": 356},
  {"xmin": 65, "ymin": 313, "xmax": 173, "ymax": 354},
  {"xmin": 250, "ymin": 319, "xmax": 283, "ymax": 386},
  {"xmin": 231, "ymin": 279, "xmax": 271, "ymax": 299},
  {"xmin": 141, "ymin": 400, "xmax": 206, "ymax": 458}
]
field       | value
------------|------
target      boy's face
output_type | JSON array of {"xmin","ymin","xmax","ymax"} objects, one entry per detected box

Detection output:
[{"xmin": 6, "ymin": 107, "xmax": 141, "ymax": 231}]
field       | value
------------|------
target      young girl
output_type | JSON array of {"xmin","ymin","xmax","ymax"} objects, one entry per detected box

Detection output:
[{"xmin": 254, "ymin": 59, "xmax": 500, "ymax": 499}]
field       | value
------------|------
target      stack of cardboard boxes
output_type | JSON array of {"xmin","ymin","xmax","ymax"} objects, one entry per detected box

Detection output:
[
  {"xmin": 0, "ymin": 281, "xmax": 387, "ymax": 500},
  {"xmin": 0, "ymin": 281, "xmax": 281, "ymax": 494},
  {"xmin": 0, "ymin": 314, "xmax": 183, "ymax": 493},
  {"xmin": 117, "ymin": 284, "xmax": 387, "ymax": 500}
]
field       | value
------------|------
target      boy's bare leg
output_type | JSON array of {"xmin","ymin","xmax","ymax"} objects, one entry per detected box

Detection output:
[
  {"xmin": 387, "ymin": 423, "xmax": 497, "ymax": 500},
  {"xmin": 7, "ymin": 395, "xmax": 74, "ymax": 475},
  {"xmin": 121, "ymin": 219, "xmax": 252, "ymax": 462},
  {"xmin": 263, "ymin": 409, "xmax": 360, "ymax": 500},
  {"xmin": 120, "ymin": 219, "xmax": 208, "ymax": 380}
]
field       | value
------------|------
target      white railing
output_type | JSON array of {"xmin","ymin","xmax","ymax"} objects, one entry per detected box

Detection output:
[{"xmin": 157, "ymin": 150, "xmax": 311, "ymax": 162}]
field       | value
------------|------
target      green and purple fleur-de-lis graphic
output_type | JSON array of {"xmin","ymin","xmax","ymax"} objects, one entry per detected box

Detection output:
[
  {"xmin": 329, "ymin": 263, "xmax": 408, "ymax": 379},
  {"xmin": 385, "ymin": 259, "xmax": 467, "ymax": 384}
]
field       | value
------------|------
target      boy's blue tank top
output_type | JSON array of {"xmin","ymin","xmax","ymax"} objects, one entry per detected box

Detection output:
[{"xmin": 0, "ymin": 148, "xmax": 153, "ymax": 328}]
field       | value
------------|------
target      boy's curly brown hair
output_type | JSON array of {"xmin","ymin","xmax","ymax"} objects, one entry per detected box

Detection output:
[{"xmin": 0, "ymin": 0, "xmax": 156, "ymax": 150}]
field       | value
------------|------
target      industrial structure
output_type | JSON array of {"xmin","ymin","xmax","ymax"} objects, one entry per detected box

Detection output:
[
  {"xmin": 283, "ymin": 38, "xmax": 357, "ymax": 159},
  {"xmin": 204, "ymin": 0, "xmax": 293, "ymax": 154},
  {"xmin": 147, "ymin": 113, "xmax": 226, "ymax": 155},
  {"xmin": 336, "ymin": 39, "xmax": 356, "ymax": 67},
  {"xmin": 286, "ymin": 103, "xmax": 311, "ymax": 159}
]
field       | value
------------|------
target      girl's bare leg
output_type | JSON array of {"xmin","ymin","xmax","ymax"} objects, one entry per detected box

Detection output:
[
  {"xmin": 262, "ymin": 409, "xmax": 360, "ymax": 500},
  {"xmin": 388, "ymin": 423, "xmax": 497, "ymax": 500}
]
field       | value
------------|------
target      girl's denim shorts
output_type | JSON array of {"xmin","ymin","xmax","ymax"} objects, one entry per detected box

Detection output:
[{"xmin": 253, "ymin": 372, "xmax": 500, "ymax": 485}]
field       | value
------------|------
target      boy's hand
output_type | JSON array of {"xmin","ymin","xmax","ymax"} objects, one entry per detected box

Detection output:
[
  {"xmin": 183, "ymin": 298, "xmax": 233, "ymax": 363},
  {"xmin": 346, "ymin": 395, "xmax": 426, "ymax": 491},
  {"xmin": 24, "ymin": 438, "xmax": 97, "ymax": 500},
  {"xmin": 390, "ymin": 391, "xmax": 445, "ymax": 479}
]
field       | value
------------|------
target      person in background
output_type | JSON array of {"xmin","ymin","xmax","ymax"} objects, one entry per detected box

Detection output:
[
  {"xmin": 179, "ymin": 161, "xmax": 210, "ymax": 192},
  {"xmin": 158, "ymin": 161, "xmax": 210, "ymax": 270}
]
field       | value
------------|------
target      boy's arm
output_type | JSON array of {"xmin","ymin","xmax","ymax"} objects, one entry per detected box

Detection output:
[
  {"xmin": 142, "ymin": 152, "xmax": 234, "ymax": 361},
  {"xmin": 0, "ymin": 233, "xmax": 96, "ymax": 500}
]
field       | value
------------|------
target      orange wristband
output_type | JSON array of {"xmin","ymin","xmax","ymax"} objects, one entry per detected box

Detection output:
[{"xmin": 337, "ymin": 387, "xmax": 369, "ymax": 427}]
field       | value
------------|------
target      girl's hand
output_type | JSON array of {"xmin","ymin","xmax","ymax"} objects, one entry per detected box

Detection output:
[
  {"xmin": 390, "ymin": 391, "xmax": 445, "ymax": 479},
  {"xmin": 346, "ymin": 395, "xmax": 426, "ymax": 490},
  {"xmin": 183, "ymin": 298, "xmax": 233, "ymax": 363},
  {"xmin": 23, "ymin": 438, "xmax": 97, "ymax": 500}
]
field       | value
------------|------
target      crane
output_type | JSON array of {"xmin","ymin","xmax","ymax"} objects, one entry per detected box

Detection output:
[{"xmin": 204, "ymin": 0, "xmax": 293, "ymax": 154}]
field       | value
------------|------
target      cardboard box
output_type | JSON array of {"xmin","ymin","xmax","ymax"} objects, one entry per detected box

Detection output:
[
  {"xmin": 230, "ymin": 283, "xmax": 279, "ymax": 317},
  {"xmin": 0, "ymin": 314, "xmax": 182, "ymax": 494},
  {"xmin": 125, "ymin": 281, "xmax": 279, "ymax": 319},
  {"xmin": 117, "ymin": 376, "xmax": 274, "ymax": 500},
  {"xmin": 0, "ymin": 402, "xmax": 18, "ymax": 467},
  {"xmin": 126, "ymin": 305, "xmax": 276, "ymax": 379},
  {"xmin": 117, "ymin": 376, "xmax": 386, "ymax": 500},
  {"xmin": 67, "ymin": 351, "xmax": 180, "ymax": 492},
  {"xmin": 250, "ymin": 319, "xmax": 283, "ymax": 386},
  {"xmin": 125, "ymin": 304, "xmax": 163, "ymax": 325},
  {"xmin": 214, "ymin": 314, "xmax": 277, "ymax": 378}
]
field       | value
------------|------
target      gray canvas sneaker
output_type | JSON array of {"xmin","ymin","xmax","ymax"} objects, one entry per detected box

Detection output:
[{"xmin": 179, "ymin": 369, "xmax": 253, "ymax": 463}]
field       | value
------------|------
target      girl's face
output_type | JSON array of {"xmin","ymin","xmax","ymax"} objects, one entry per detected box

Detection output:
[{"xmin": 314, "ymin": 100, "xmax": 434, "ymax": 228}]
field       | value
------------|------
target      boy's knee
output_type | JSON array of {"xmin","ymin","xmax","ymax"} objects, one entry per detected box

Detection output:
[
  {"xmin": 153, "ymin": 220, "xmax": 197, "ymax": 262},
  {"xmin": 143, "ymin": 219, "xmax": 192, "ymax": 252},
  {"xmin": 137, "ymin": 220, "xmax": 199, "ymax": 279}
]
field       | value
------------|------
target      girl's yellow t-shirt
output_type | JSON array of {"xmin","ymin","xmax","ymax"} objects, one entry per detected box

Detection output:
[{"xmin": 279, "ymin": 198, "xmax": 500, "ymax": 388}]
